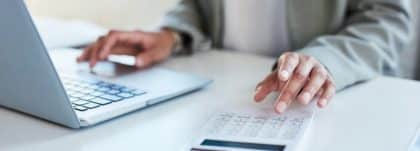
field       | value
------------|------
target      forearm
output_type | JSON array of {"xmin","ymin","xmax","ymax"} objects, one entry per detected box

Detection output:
[{"xmin": 299, "ymin": 0, "xmax": 413, "ymax": 90}]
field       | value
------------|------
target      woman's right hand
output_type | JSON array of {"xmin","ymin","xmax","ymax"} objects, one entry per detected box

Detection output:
[{"xmin": 77, "ymin": 29, "xmax": 177, "ymax": 68}]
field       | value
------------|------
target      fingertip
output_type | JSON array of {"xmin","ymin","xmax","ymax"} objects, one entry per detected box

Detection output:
[
  {"xmin": 318, "ymin": 98, "xmax": 327, "ymax": 108},
  {"xmin": 135, "ymin": 58, "xmax": 145, "ymax": 68},
  {"xmin": 275, "ymin": 101, "xmax": 288, "ymax": 114},
  {"xmin": 89, "ymin": 59, "xmax": 97, "ymax": 68},
  {"xmin": 253, "ymin": 95, "xmax": 262, "ymax": 103},
  {"xmin": 253, "ymin": 85, "xmax": 261, "ymax": 96}
]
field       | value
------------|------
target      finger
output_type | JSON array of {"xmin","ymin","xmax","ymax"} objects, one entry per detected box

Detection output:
[
  {"xmin": 318, "ymin": 79, "xmax": 336, "ymax": 108},
  {"xmin": 274, "ymin": 91, "xmax": 292, "ymax": 114},
  {"xmin": 107, "ymin": 45, "xmax": 139, "ymax": 56},
  {"xmin": 87, "ymin": 36, "xmax": 106, "ymax": 68},
  {"xmin": 77, "ymin": 44, "xmax": 94, "ymax": 62},
  {"xmin": 99, "ymin": 31, "xmax": 144, "ymax": 60},
  {"xmin": 254, "ymin": 72, "xmax": 280, "ymax": 102},
  {"xmin": 277, "ymin": 52, "xmax": 299, "ymax": 81},
  {"xmin": 276, "ymin": 56, "xmax": 315, "ymax": 109},
  {"xmin": 297, "ymin": 66, "xmax": 327, "ymax": 105},
  {"xmin": 135, "ymin": 51, "xmax": 154, "ymax": 68},
  {"xmin": 88, "ymin": 42, "xmax": 103, "ymax": 68}
]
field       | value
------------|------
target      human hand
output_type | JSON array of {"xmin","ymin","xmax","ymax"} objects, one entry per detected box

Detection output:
[
  {"xmin": 77, "ymin": 29, "xmax": 176, "ymax": 68},
  {"xmin": 254, "ymin": 52, "xmax": 336, "ymax": 113}
]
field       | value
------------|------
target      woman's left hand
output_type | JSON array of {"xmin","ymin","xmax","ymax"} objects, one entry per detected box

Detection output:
[{"xmin": 254, "ymin": 52, "xmax": 336, "ymax": 113}]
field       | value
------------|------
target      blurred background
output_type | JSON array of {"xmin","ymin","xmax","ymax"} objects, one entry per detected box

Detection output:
[
  {"xmin": 26, "ymin": 0, "xmax": 178, "ymax": 30},
  {"xmin": 25, "ymin": 0, "xmax": 420, "ymax": 80}
]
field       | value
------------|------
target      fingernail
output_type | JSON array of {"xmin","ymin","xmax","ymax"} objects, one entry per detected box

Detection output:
[
  {"xmin": 319, "ymin": 99, "xmax": 327, "ymax": 107},
  {"xmin": 276, "ymin": 102, "xmax": 288, "ymax": 113},
  {"xmin": 279, "ymin": 70, "xmax": 289, "ymax": 81},
  {"xmin": 301, "ymin": 92, "xmax": 311, "ymax": 104},
  {"xmin": 255, "ymin": 86, "xmax": 262, "ymax": 93},
  {"xmin": 136, "ymin": 58, "xmax": 144, "ymax": 67}
]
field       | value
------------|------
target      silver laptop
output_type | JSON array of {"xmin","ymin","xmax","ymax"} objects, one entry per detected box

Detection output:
[{"xmin": 0, "ymin": 0, "xmax": 212, "ymax": 128}]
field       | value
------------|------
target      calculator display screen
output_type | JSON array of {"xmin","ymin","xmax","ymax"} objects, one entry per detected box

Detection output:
[{"xmin": 201, "ymin": 139, "xmax": 285, "ymax": 151}]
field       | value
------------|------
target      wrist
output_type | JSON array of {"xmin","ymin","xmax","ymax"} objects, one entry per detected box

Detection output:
[{"xmin": 160, "ymin": 28, "xmax": 182, "ymax": 53}]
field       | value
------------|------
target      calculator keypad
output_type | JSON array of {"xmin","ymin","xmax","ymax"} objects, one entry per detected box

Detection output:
[{"xmin": 207, "ymin": 111, "xmax": 311, "ymax": 140}]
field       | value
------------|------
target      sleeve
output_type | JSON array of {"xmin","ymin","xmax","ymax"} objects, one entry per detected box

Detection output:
[
  {"xmin": 298, "ymin": 0, "xmax": 414, "ymax": 90},
  {"xmin": 158, "ymin": 0, "xmax": 211, "ymax": 54}
]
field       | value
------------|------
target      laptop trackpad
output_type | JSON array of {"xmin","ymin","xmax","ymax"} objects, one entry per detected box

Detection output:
[{"xmin": 77, "ymin": 61, "xmax": 138, "ymax": 77}]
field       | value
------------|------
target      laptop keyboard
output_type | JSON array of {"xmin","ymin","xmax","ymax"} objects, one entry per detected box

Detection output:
[{"xmin": 61, "ymin": 76, "xmax": 146, "ymax": 112}]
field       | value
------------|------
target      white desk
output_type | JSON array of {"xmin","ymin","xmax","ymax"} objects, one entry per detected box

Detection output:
[{"xmin": 1, "ymin": 50, "xmax": 420, "ymax": 151}]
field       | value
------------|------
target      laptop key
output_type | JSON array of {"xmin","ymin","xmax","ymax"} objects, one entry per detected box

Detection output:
[
  {"xmin": 101, "ymin": 94, "xmax": 123, "ymax": 102},
  {"xmin": 88, "ymin": 85, "xmax": 101, "ymax": 90},
  {"xmin": 82, "ymin": 88, "xmax": 96, "ymax": 94},
  {"xmin": 107, "ymin": 89, "xmax": 120, "ymax": 95},
  {"xmin": 78, "ymin": 83, "xmax": 90, "ymax": 88},
  {"xmin": 72, "ymin": 86, "xmax": 87, "ymax": 93},
  {"xmin": 131, "ymin": 89, "xmax": 146, "ymax": 95},
  {"xmin": 73, "ymin": 100, "xmax": 90, "ymax": 106},
  {"xmin": 69, "ymin": 97, "xmax": 79, "ymax": 102},
  {"xmin": 80, "ymin": 95, "xmax": 96, "ymax": 101},
  {"xmin": 118, "ymin": 92, "xmax": 134, "ymax": 98},
  {"xmin": 90, "ymin": 91, "xmax": 105, "ymax": 97},
  {"xmin": 111, "ymin": 85, "xmax": 124, "ymax": 90},
  {"xmin": 97, "ymin": 82, "xmax": 112, "ymax": 87},
  {"xmin": 74, "ymin": 105, "xmax": 87, "ymax": 111},
  {"xmin": 120, "ymin": 87, "xmax": 136, "ymax": 92},
  {"xmin": 83, "ymin": 102, "xmax": 100, "ymax": 109},
  {"xmin": 70, "ymin": 92, "xmax": 86, "ymax": 98},
  {"xmin": 97, "ymin": 87, "xmax": 111, "ymax": 92},
  {"xmin": 90, "ymin": 98, "xmax": 112, "ymax": 105}
]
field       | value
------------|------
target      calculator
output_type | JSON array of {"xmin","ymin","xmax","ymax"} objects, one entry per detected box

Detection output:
[{"xmin": 191, "ymin": 103, "xmax": 315, "ymax": 151}]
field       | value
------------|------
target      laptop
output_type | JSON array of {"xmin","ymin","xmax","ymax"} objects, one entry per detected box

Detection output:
[{"xmin": 0, "ymin": 0, "xmax": 212, "ymax": 128}]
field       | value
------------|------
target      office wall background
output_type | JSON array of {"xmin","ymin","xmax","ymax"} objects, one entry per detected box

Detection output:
[{"xmin": 26, "ymin": 0, "xmax": 178, "ymax": 30}]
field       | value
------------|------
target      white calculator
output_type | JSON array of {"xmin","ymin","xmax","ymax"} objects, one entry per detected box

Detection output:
[{"xmin": 191, "ymin": 103, "xmax": 315, "ymax": 151}]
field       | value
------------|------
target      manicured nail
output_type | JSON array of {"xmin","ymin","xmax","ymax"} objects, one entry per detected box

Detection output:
[
  {"xmin": 136, "ymin": 59, "xmax": 144, "ymax": 67},
  {"xmin": 279, "ymin": 70, "xmax": 289, "ymax": 81},
  {"xmin": 254, "ymin": 86, "xmax": 262, "ymax": 102},
  {"xmin": 319, "ymin": 99, "xmax": 327, "ymax": 107},
  {"xmin": 255, "ymin": 86, "xmax": 262, "ymax": 93},
  {"xmin": 276, "ymin": 102, "xmax": 288, "ymax": 113},
  {"xmin": 301, "ymin": 92, "xmax": 311, "ymax": 104}
]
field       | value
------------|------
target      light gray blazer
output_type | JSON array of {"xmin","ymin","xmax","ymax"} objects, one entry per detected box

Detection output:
[{"xmin": 160, "ymin": 0, "xmax": 414, "ymax": 90}]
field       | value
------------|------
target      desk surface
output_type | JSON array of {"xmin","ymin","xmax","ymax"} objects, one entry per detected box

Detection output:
[{"xmin": 1, "ymin": 50, "xmax": 420, "ymax": 151}]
